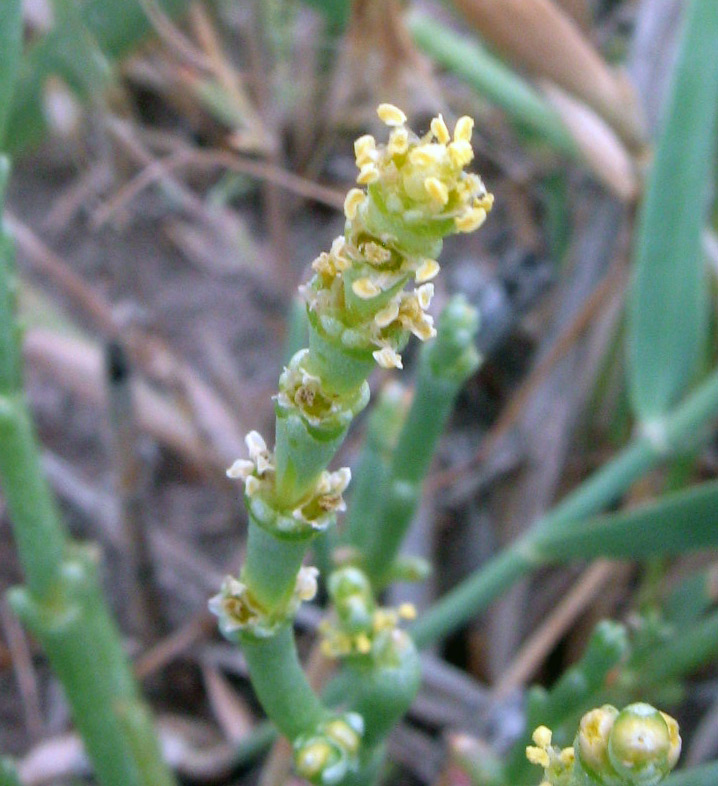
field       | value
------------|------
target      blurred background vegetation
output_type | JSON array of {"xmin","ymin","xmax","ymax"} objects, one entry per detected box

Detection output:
[{"xmin": 1, "ymin": 0, "xmax": 718, "ymax": 784}]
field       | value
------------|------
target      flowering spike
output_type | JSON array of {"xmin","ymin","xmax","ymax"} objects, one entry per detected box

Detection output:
[
  {"xmin": 303, "ymin": 104, "xmax": 492, "ymax": 373},
  {"xmin": 528, "ymin": 704, "xmax": 681, "ymax": 786}
]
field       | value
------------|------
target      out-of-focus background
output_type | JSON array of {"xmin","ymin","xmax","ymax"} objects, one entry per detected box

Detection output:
[{"xmin": 1, "ymin": 1, "xmax": 717, "ymax": 784}]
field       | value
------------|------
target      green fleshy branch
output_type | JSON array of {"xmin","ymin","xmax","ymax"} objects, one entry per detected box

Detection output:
[
  {"xmin": 363, "ymin": 295, "xmax": 481, "ymax": 585},
  {"xmin": 411, "ymin": 367, "xmax": 718, "ymax": 649},
  {"xmin": 0, "ymin": 154, "xmax": 175, "ymax": 785},
  {"xmin": 241, "ymin": 626, "xmax": 328, "ymax": 740}
]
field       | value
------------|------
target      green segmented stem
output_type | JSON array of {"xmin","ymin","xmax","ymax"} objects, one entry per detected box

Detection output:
[
  {"xmin": 241, "ymin": 626, "xmax": 328, "ymax": 740},
  {"xmin": 0, "ymin": 154, "xmax": 175, "ymax": 785}
]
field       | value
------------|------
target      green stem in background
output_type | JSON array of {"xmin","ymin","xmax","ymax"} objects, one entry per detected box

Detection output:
[
  {"xmin": 0, "ymin": 0, "xmax": 21, "ymax": 148},
  {"xmin": 7, "ymin": 0, "xmax": 189, "ymax": 153},
  {"xmin": 0, "ymin": 161, "xmax": 175, "ymax": 785},
  {"xmin": 627, "ymin": 0, "xmax": 718, "ymax": 420},
  {"xmin": 634, "ymin": 608, "xmax": 718, "ymax": 687},
  {"xmin": 665, "ymin": 763, "xmax": 718, "ymax": 786},
  {"xmin": 0, "ymin": 758, "xmax": 21, "ymax": 786},
  {"xmin": 411, "ymin": 366, "xmax": 718, "ymax": 649},
  {"xmin": 363, "ymin": 296, "xmax": 481, "ymax": 585},
  {"xmin": 408, "ymin": 10, "xmax": 578, "ymax": 158}
]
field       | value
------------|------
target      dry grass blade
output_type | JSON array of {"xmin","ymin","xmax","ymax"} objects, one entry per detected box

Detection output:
[
  {"xmin": 23, "ymin": 328, "xmax": 213, "ymax": 471},
  {"xmin": 201, "ymin": 663, "xmax": 255, "ymax": 742},
  {"xmin": 491, "ymin": 560, "xmax": 617, "ymax": 698},
  {"xmin": 542, "ymin": 82, "xmax": 638, "ymax": 202},
  {"xmin": 552, "ymin": 0, "xmax": 592, "ymax": 31},
  {"xmin": 452, "ymin": 0, "xmax": 645, "ymax": 148}
]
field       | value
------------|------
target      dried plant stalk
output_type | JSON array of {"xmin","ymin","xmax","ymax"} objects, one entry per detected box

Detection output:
[{"xmin": 453, "ymin": 0, "xmax": 645, "ymax": 148}]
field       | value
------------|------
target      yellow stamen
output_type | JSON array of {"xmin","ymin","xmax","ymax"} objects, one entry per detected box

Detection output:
[
  {"xmin": 398, "ymin": 602, "xmax": 417, "ymax": 620},
  {"xmin": 374, "ymin": 301, "xmax": 400, "ymax": 328},
  {"xmin": 344, "ymin": 188, "xmax": 365, "ymax": 220},
  {"xmin": 388, "ymin": 127, "xmax": 409, "ymax": 156},
  {"xmin": 357, "ymin": 164, "xmax": 380, "ymax": 185},
  {"xmin": 424, "ymin": 176, "xmax": 449, "ymax": 205},
  {"xmin": 526, "ymin": 746, "xmax": 550, "ymax": 768},
  {"xmin": 455, "ymin": 207, "xmax": 487, "ymax": 233},
  {"xmin": 454, "ymin": 115, "xmax": 474, "ymax": 142},
  {"xmin": 377, "ymin": 103, "xmax": 407, "ymax": 126},
  {"xmin": 448, "ymin": 139, "xmax": 474, "ymax": 167},
  {"xmin": 431, "ymin": 114, "xmax": 450, "ymax": 144},
  {"xmin": 533, "ymin": 726, "xmax": 552, "ymax": 748}
]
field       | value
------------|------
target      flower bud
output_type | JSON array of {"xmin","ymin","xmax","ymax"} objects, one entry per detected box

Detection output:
[
  {"xmin": 576, "ymin": 705, "xmax": 620, "ymax": 783},
  {"xmin": 607, "ymin": 704, "xmax": 681, "ymax": 786},
  {"xmin": 293, "ymin": 714, "xmax": 364, "ymax": 785}
]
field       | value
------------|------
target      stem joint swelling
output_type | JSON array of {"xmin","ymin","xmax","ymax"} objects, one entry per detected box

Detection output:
[{"xmin": 209, "ymin": 103, "xmax": 493, "ymax": 785}]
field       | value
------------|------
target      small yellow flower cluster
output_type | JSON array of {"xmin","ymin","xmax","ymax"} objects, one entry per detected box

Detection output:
[
  {"xmin": 526, "ymin": 725, "xmax": 575, "ymax": 786},
  {"xmin": 209, "ymin": 566, "xmax": 319, "ymax": 639},
  {"xmin": 303, "ymin": 103, "xmax": 492, "ymax": 371},
  {"xmin": 320, "ymin": 599, "xmax": 416, "ymax": 658},
  {"xmin": 227, "ymin": 431, "xmax": 351, "ymax": 535}
]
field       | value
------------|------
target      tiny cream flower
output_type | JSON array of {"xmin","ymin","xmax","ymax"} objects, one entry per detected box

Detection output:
[
  {"xmin": 415, "ymin": 259, "xmax": 440, "ymax": 283},
  {"xmin": 373, "ymin": 346, "xmax": 403, "ymax": 369},
  {"xmin": 343, "ymin": 188, "xmax": 365, "ymax": 220},
  {"xmin": 352, "ymin": 278, "xmax": 382, "ymax": 299},
  {"xmin": 374, "ymin": 301, "xmax": 400, "ymax": 328}
]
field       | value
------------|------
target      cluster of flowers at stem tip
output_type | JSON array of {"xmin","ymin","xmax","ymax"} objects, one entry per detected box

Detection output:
[
  {"xmin": 526, "ymin": 703, "xmax": 681, "ymax": 786},
  {"xmin": 319, "ymin": 566, "xmax": 416, "ymax": 659},
  {"xmin": 301, "ymin": 102, "xmax": 493, "ymax": 371}
]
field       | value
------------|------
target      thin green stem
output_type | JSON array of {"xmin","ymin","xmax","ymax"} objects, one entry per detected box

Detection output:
[
  {"xmin": 0, "ymin": 156, "xmax": 175, "ymax": 784},
  {"xmin": 0, "ymin": 0, "xmax": 21, "ymax": 148},
  {"xmin": 241, "ymin": 626, "xmax": 328, "ymax": 740},
  {"xmin": 407, "ymin": 10, "xmax": 577, "ymax": 158},
  {"xmin": 0, "ymin": 396, "xmax": 68, "ymax": 598},
  {"xmin": 412, "ymin": 367, "xmax": 718, "ymax": 649},
  {"xmin": 363, "ymin": 296, "xmax": 480, "ymax": 584},
  {"xmin": 242, "ymin": 522, "xmax": 310, "ymax": 611},
  {"xmin": 411, "ymin": 545, "xmax": 532, "ymax": 649}
]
